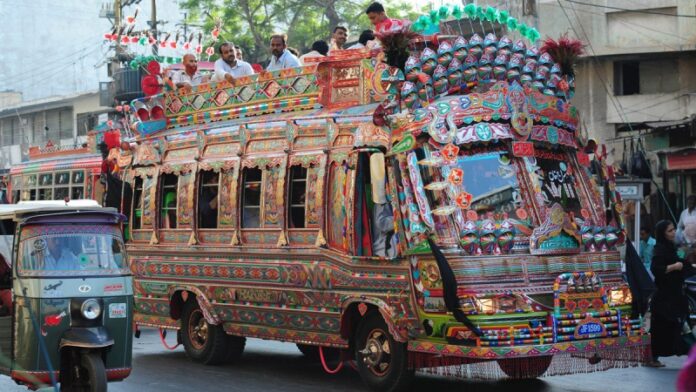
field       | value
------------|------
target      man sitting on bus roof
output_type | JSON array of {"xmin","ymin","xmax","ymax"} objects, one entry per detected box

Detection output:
[
  {"xmin": 170, "ymin": 54, "xmax": 208, "ymax": 89},
  {"xmin": 213, "ymin": 42, "xmax": 255, "ymax": 84},
  {"xmin": 267, "ymin": 34, "xmax": 301, "ymax": 71}
]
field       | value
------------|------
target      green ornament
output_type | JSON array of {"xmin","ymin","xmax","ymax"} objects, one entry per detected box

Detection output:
[
  {"xmin": 452, "ymin": 5, "xmax": 463, "ymax": 19},
  {"xmin": 438, "ymin": 5, "xmax": 450, "ymax": 19},
  {"xmin": 129, "ymin": 60, "xmax": 138, "ymax": 69},
  {"xmin": 497, "ymin": 10, "xmax": 509, "ymax": 24},
  {"xmin": 464, "ymin": 3, "xmax": 477, "ymax": 18},
  {"xmin": 429, "ymin": 9, "xmax": 440, "ymax": 24},
  {"xmin": 138, "ymin": 36, "xmax": 147, "ymax": 46},
  {"xmin": 528, "ymin": 28, "xmax": 540, "ymax": 42},
  {"xmin": 518, "ymin": 24, "xmax": 529, "ymax": 36},
  {"xmin": 507, "ymin": 17, "xmax": 518, "ymax": 30},
  {"xmin": 475, "ymin": 7, "xmax": 486, "ymax": 21},
  {"xmin": 484, "ymin": 6, "xmax": 498, "ymax": 22}
]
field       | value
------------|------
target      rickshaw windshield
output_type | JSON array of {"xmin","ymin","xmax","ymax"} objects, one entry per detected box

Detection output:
[{"xmin": 18, "ymin": 231, "xmax": 126, "ymax": 275}]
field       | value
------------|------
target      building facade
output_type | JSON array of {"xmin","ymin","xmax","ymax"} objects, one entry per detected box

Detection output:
[
  {"xmin": 534, "ymin": 0, "xmax": 696, "ymax": 222},
  {"xmin": 0, "ymin": 91, "xmax": 111, "ymax": 170}
]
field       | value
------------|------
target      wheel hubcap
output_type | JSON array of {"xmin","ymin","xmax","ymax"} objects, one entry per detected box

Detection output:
[
  {"xmin": 360, "ymin": 330, "xmax": 391, "ymax": 376},
  {"xmin": 189, "ymin": 309, "xmax": 208, "ymax": 349}
]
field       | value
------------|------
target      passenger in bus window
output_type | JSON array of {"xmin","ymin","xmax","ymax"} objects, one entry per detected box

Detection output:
[
  {"xmin": 199, "ymin": 172, "xmax": 219, "ymax": 229},
  {"xmin": 370, "ymin": 153, "xmax": 396, "ymax": 258},
  {"xmin": 163, "ymin": 191, "xmax": 177, "ymax": 229}
]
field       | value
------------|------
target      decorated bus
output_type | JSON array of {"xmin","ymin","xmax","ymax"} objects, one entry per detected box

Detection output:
[
  {"xmin": 25, "ymin": 4, "xmax": 647, "ymax": 391},
  {"xmin": 8, "ymin": 127, "xmax": 120, "ymax": 204}
]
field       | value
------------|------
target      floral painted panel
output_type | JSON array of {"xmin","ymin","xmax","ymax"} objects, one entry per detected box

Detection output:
[
  {"xmin": 218, "ymin": 161, "xmax": 240, "ymax": 228},
  {"xmin": 178, "ymin": 170, "xmax": 196, "ymax": 227}
]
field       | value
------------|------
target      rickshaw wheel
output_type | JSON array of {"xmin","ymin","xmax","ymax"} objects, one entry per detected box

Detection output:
[
  {"xmin": 354, "ymin": 312, "xmax": 413, "ymax": 392},
  {"xmin": 81, "ymin": 353, "xmax": 107, "ymax": 392},
  {"xmin": 181, "ymin": 298, "xmax": 241, "ymax": 365},
  {"xmin": 60, "ymin": 352, "xmax": 106, "ymax": 392}
]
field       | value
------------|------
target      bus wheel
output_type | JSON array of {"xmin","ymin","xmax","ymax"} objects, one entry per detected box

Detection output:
[
  {"xmin": 497, "ymin": 356, "xmax": 552, "ymax": 379},
  {"xmin": 354, "ymin": 312, "xmax": 413, "ymax": 392},
  {"xmin": 181, "ymin": 299, "xmax": 233, "ymax": 365}
]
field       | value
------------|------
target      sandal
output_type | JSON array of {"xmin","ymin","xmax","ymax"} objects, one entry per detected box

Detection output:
[{"xmin": 645, "ymin": 360, "xmax": 665, "ymax": 368}]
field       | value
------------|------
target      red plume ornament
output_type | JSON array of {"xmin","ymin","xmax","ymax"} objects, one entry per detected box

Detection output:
[{"xmin": 541, "ymin": 34, "xmax": 585, "ymax": 77}]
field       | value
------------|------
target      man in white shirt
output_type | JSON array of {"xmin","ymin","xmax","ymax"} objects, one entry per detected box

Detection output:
[
  {"xmin": 214, "ymin": 42, "xmax": 254, "ymax": 83},
  {"xmin": 677, "ymin": 195, "xmax": 696, "ymax": 245},
  {"xmin": 299, "ymin": 40, "xmax": 329, "ymax": 64},
  {"xmin": 348, "ymin": 30, "xmax": 376, "ymax": 49},
  {"xmin": 329, "ymin": 26, "xmax": 348, "ymax": 51},
  {"xmin": 171, "ymin": 54, "xmax": 208, "ymax": 88},
  {"xmin": 44, "ymin": 237, "xmax": 81, "ymax": 271},
  {"xmin": 267, "ymin": 34, "xmax": 301, "ymax": 71}
]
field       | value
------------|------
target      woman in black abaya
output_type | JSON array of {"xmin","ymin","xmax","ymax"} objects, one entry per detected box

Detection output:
[{"xmin": 648, "ymin": 220, "xmax": 695, "ymax": 367}]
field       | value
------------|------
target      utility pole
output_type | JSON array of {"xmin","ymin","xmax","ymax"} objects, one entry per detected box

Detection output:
[
  {"xmin": 114, "ymin": 0, "xmax": 122, "ymax": 55},
  {"xmin": 150, "ymin": 0, "xmax": 158, "ymax": 55}
]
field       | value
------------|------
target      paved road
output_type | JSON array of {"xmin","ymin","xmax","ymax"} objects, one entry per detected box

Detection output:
[{"xmin": 1, "ymin": 329, "xmax": 685, "ymax": 392}]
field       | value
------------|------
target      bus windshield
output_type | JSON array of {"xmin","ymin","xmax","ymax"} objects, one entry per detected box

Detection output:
[
  {"xmin": 19, "ymin": 232, "xmax": 127, "ymax": 275},
  {"xmin": 407, "ymin": 145, "xmax": 527, "ymax": 244},
  {"xmin": 522, "ymin": 149, "xmax": 591, "ymax": 222}
]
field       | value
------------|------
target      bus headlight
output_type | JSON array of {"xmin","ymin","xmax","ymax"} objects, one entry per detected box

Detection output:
[
  {"xmin": 608, "ymin": 287, "xmax": 632, "ymax": 306},
  {"xmin": 81, "ymin": 299, "xmax": 102, "ymax": 320}
]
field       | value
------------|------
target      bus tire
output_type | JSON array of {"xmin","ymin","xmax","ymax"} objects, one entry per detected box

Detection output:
[
  {"xmin": 354, "ymin": 312, "xmax": 413, "ymax": 392},
  {"xmin": 226, "ymin": 336, "xmax": 246, "ymax": 363},
  {"xmin": 497, "ymin": 356, "xmax": 552, "ymax": 379},
  {"xmin": 181, "ymin": 299, "xmax": 230, "ymax": 365}
]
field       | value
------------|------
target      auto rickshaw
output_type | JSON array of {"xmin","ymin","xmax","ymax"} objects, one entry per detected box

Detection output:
[{"xmin": 0, "ymin": 201, "xmax": 132, "ymax": 391}]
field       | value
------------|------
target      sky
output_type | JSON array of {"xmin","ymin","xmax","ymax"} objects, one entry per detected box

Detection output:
[{"xmin": 0, "ymin": 0, "xmax": 183, "ymax": 103}]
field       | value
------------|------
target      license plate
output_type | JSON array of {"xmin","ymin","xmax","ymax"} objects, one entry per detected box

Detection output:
[
  {"xmin": 108, "ymin": 303, "xmax": 127, "ymax": 319},
  {"xmin": 574, "ymin": 317, "xmax": 606, "ymax": 339}
]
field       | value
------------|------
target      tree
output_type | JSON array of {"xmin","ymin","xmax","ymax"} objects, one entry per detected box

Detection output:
[{"xmin": 180, "ymin": 0, "xmax": 421, "ymax": 64}]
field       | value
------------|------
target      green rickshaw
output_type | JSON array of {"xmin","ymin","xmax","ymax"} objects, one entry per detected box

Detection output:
[{"xmin": 0, "ymin": 202, "xmax": 132, "ymax": 391}]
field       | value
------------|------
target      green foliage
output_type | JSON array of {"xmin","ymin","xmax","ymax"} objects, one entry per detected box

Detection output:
[{"xmin": 180, "ymin": 0, "xmax": 418, "ymax": 64}]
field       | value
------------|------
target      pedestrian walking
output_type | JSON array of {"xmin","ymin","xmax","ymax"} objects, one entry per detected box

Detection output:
[{"xmin": 648, "ymin": 220, "xmax": 695, "ymax": 367}]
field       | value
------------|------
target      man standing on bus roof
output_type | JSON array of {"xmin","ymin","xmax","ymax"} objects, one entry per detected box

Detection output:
[
  {"xmin": 214, "ymin": 42, "xmax": 255, "ymax": 84},
  {"xmin": 365, "ymin": 2, "xmax": 393, "ymax": 32},
  {"xmin": 267, "ymin": 34, "xmax": 301, "ymax": 71},
  {"xmin": 170, "ymin": 54, "xmax": 208, "ymax": 89}
]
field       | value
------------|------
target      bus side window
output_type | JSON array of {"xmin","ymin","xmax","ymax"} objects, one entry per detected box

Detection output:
[
  {"xmin": 71, "ymin": 170, "xmax": 86, "ymax": 200},
  {"xmin": 198, "ymin": 170, "xmax": 220, "ymax": 229},
  {"xmin": 241, "ymin": 168, "xmax": 262, "ymax": 228},
  {"xmin": 132, "ymin": 177, "xmax": 144, "ymax": 229},
  {"xmin": 288, "ymin": 166, "xmax": 307, "ymax": 228},
  {"xmin": 159, "ymin": 174, "xmax": 178, "ymax": 229}
]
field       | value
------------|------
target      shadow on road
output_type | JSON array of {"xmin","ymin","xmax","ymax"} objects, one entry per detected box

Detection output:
[{"xmin": 128, "ymin": 338, "xmax": 551, "ymax": 392}]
